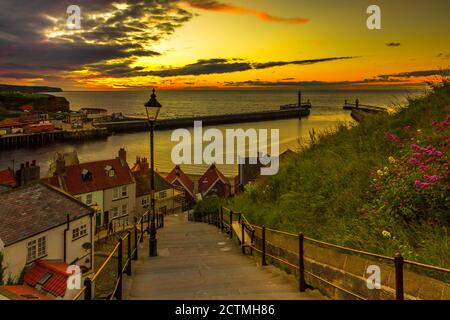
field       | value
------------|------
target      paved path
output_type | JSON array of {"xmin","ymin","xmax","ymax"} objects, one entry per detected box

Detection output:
[{"xmin": 125, "ymin": 213, "xmax": 323, "ymax": 300}]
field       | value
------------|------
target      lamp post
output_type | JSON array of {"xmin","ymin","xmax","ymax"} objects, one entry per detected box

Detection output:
[{"xmin": 144, "ymin": 88, "xmax": 162, "ymax": 257}]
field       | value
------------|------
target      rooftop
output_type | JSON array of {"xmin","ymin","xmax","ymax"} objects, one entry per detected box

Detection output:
[
  {"xmin": 198, "ymin": 163, "xmax": 230, "ymax": 195},
  {"xmin": 0, "ymin": 182, "xmax": 93, "ymax": 246},
  {"xmin": 166, "ymin": 165, "xmax": 195, "ymax": 198},
  {"xmin": 43, "ymin": 157, "xmax": 134, "ymax": 195}
]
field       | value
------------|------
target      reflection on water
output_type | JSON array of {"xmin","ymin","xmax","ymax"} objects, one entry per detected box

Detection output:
[{"xmin": 0, "ymin": 111, "xmax": 353, "ymax": 177}]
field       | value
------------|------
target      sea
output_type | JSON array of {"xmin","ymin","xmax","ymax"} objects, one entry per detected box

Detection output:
[{"xmin": 0, "ymin": 88, "xmax": 425, "ymax": 177}]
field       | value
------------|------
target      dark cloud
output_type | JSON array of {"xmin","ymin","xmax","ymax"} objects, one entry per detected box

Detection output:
[
  {"xmin": 0, "ymin": 0, "xmax": 193, "ymax": 79},
  {"xmin": 379, "ymin": 69, "xmax": 449, "ymax": 79},
  {"xmin": 252, "ymin": 57, "xmax": 356, "ymax": 69},
  {"xmin": 437, "ymin": 53, "xmax": 450, "ymax": 59},
  {"xmin": 123, "ymin": 56, "xmax": 357, "ymax": 78},
  {"xmin": 224, "ymin": 78, "xmax": 404, "ymax": 87},
  {"xmin": 386, "ymin": 42, "xmax": 401, "ymax": 47}
]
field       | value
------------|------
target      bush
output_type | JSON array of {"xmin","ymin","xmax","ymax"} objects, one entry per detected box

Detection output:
[
  {"xmin": 228, "ymin": 81, "xmax": 450, "ymax": 267},
  {"xmin": 193, "ymin": 197, "xmax": 223, "ymax": 222}
]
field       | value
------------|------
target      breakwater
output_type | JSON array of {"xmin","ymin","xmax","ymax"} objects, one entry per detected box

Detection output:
[{"xmin": 97, "ymin": 108, "xmax": 310, "ymax": 133}]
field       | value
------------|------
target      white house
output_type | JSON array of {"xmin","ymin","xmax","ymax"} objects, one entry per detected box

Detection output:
[{"xmin": 0, "ymin": 182, "xmax": 94, "ymax": 299}]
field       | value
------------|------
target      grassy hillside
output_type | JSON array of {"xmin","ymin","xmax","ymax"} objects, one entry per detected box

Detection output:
[{"xmin": 229, "ymin": 81, "xmax": 450, "ymax": 267}]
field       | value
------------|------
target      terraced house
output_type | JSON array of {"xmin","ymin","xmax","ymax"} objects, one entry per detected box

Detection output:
[
  {"xmin": 44, "ymin": 148, "xmax": 136, "ymax": 229},
  {"xmin": 131, "ymin": 156, "xmax": 183, "ymax": 216},
  {"xmin": 0, "ymin": 182, "xmax": 94, "ymax": 300}
]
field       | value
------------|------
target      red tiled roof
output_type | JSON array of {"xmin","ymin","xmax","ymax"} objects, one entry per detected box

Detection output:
[
  {"xmin": 43, "ymin": 158, "xmax": 134, "ymax": 195},
  {"xmin": 0, "ymin": 285, "xmax": 49, "ymax": 300},
  {"xmin": 166, "ymin": 165, "xmax": 194, "ymax": 197},
  {"xmin": 0, "ymin": 118, "xmax": 23, "ymax": 128},
  {"xmin": 0, "ymin": 169, "xmax": 17, "ymax": 187},
  {"xmin": 24, "ymin": 260, "xmax": 70, "ymax": 297},
  {"xmin": 19, "ymin": 104, "xmax": 33, "ymax": 112},
  {"xmin": 198, "ymin": 164, "xmax": 230, "ymax": 195}
]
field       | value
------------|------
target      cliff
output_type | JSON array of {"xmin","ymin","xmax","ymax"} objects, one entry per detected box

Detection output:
[{"xmin": 0, "ymin": 92, "xmax": 70, "ymax": 113}]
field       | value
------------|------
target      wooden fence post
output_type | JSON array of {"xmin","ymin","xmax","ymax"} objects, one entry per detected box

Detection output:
[
  {"xmin": 116, "ymin": 238, "xmax": 123, "ymax": 300},
  {"xmin": 229, "ymin": 211, "xmax": 233, "ymax": 239},
  {"xmin": 126, "ymin": 232, "xmax": 132, "ymax": 276},
  {"xmin": 84, "ymin": 277, "xmax": 92, "ymax": 300},
  {"xmin": 241, "ymin": 221, "xmax": 245, "ymax": 254},
  {"xmin": 395, "ymin": 253, "xmax": 404, "ymax": 300},
  {"xmin": 134, "ymin": 219, "xmax": 138, "ymax": 261},
  {"xmin": 140, "ymin": 215, "xmax": 144, "ymax": 243},
  {"xmin": 262, "ymin": 226, "xmax": 267, "ymax": 266},
  {"xmin": 298, "ymin": 232, "xmax": 306, "ymax": 292}
]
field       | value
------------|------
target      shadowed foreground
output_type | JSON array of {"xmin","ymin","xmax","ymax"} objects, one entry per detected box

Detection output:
[{"xmin": 125, "ymin": 213, "xmax": 323, "ymax": 300}]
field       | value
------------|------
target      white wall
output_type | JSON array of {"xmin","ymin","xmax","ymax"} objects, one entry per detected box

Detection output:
[{"xmin": 1, "ymin": 214, "xmax": 94, "ymax": 282}]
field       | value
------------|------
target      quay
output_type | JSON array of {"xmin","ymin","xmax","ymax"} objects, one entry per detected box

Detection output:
[
  {"xmin": 0, "ymin": 127, "xmax": 109, "ymax": 151},
  {"xmin": 343, "ymin": 99, "xmax": 387, "ymax": 122},
  {"xmin": 96, "ymin": 108, "xmax": 310, "ymax": 133}
]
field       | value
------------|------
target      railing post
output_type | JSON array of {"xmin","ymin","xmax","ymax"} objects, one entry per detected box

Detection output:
[
  {"xmin": 394, "ymin": 252, "xmax": 404, "ymax": 300},
  {"xmin": 220, "ymin": 208, "xmax": 224, "ymax": 232},
  {"xmin": 83, "ymin": 277, "xmax": 92, "ymax": 300},
  {"xmin": 140, "ymin": 215, "xmax": 144, "ymax": 243},
  {"xmin": 262, "ymin": 226, "xmax": 267, "ymax": 266},
  {"xmin": 241, "ymin": 220, "xmax": 245, "ymax": 254},
  {"xmin": 229, "ymin": 210, "xmax": 233, "ymax": 239},
  {"xmin": 250, "ymin": 230, "xmax": 255, "ymax": 256},
  {"xmin": 134, "ymin": 219, "xmax": 138, "ymax": 261},
  {"xmin": 126, "ymin": 231, "xmax": 132, "ymax": 276},
  {"xmin": 298, "ymin": 232, "xmax": 307, "ymax": 292},
  {"xmin": 116, "ymin": 237, "xmax": 123, "ymax": 300}
]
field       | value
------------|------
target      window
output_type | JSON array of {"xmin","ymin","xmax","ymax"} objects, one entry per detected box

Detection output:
[
  {"xmin": 159, "ymin": 191, "xmax": 167, "ymax": 199},
  {"xmin": 37, "ymin": 237, "xmax": 46, "ymax": 257},
  {"xmin": 86, "ymin": 193, "xmax": 93, "ymax": 205},
  {"xmin": 27, "ymin": 236, "xmax": 46, "ymax": 262},
  {"xmin": 121, "ymin": 186, "xmax": 128, "ymax": 197},
  {"xmin": 112, "ymin": 188, "xmax": 119, "ymax": 200},
  {"xmin": 141, "ymin": 197, "xmax": 148, "ymax": 206},
  {"xmin": 122, "ymin": 204, "xmax": 128, "ymax": 216},
  {"xmin": 80, "ymin": 224, "xmax": 87, "ymax": 237},
  {"xmin": 72, "ymin": 228, "xmax": 79, "ymax": 239},
  {"xmin": 111, "ymin": 207, "xmax": 119, "ymax": 218},
  {"xmin": 72, "ymin": 225, "xmax": 88, "ymax": 240}
]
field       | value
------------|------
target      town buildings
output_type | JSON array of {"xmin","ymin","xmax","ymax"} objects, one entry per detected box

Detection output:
[
  {"xmin": 131, "ymin": 156, "xmax": 182, "ymax": 216},
  {"xmin": 43, "ymin": 148, "xmax": 136, "ymax": 229},
  {"xmin": 0, "ymin": 182, "xmax": 95, "ymax": 300},
  {"xmin": 165, "ymin": 165, "xmax": 196, "ymax": 211}
]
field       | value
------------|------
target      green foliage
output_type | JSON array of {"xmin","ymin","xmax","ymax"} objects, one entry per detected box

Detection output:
[
  {"xmin": 193, "ymin": 197, "xmax": 223, "ymax": 221},
  {"xmin": 229, "ymin": 81, "xmax": 450, "ymax": 267},
  {"xmin": 0, "ymin": 251, "xmax": 5, "ymax": 285}
]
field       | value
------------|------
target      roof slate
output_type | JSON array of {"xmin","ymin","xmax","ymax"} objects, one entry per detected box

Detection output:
[{"xmin": 0, "ymin": 183, "xmax": 93, "ymax": 246}]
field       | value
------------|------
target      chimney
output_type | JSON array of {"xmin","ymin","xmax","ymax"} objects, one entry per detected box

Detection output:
[
  {"xmin": 55, "ymin": 154, "xmax": 66, "ymax": 176},
  {"xmin": 141, "ymin": 157, "xmax": 149, "ymax": 173},
  {"xmin": 118, "ymin": 148, "xmax": 127, "ymax": 163},
  {"xmin": 17, "ymin": 160, "xmax": 40, "ymax": 186}
]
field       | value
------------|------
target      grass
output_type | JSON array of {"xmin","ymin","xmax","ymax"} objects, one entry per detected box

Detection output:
[{"xmin": 228, "ymin": 81, "xmax": 450, "ymax": 268}]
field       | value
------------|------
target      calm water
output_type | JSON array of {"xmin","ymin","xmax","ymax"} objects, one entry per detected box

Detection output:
[{"xmin": 0, "ymin": 89, "xmax": 423, "ymax": 177}]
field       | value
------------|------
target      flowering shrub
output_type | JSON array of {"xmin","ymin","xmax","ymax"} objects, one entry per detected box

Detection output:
[{"xmin": 365, "ymin": 115, "xmax": 449, "ymax": 224}]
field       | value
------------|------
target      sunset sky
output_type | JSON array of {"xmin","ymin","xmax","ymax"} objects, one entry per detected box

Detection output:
[{"xmin": 0, "ymin": 0, "xmax": 449, "ymax": 90}]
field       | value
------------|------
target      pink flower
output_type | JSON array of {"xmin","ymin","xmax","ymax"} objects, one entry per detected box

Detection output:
[
  {"xmin": 385, "ymin": 132, "xmax": 400, "ymax": 142},
  {"xmin": 415, "ymin": 180, "xmax": 430, "ymax": 189},
  {"xmin": 424, "ymin": 175, "xmax": 441, "ymax": 182}
]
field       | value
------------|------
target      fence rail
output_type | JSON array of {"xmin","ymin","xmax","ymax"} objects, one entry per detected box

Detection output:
[
  {"xmin": 73, "ymin": 211, "xmax": 164, "ymax": 300},
  {"xmin": 191, "ymin": 207, "xmax": 450, "ymax": 301}
]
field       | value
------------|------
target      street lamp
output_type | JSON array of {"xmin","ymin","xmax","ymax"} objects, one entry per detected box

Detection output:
[{"xmin": 145, "ymin": 88, "xmax": 162, "ymax": 257}]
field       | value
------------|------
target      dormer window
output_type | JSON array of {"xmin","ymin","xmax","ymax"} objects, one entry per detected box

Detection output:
[
  {"xmin": 81, "ymin": 169, "xmax": 92, "ymax": 182},
  {"xmin": 105, "ymin": 165, "xmax": 115, "ymax": 177}
]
